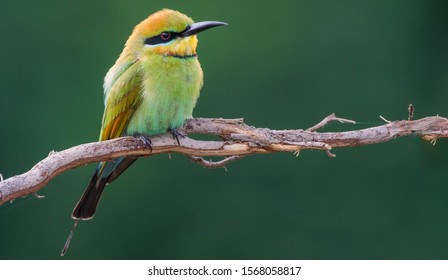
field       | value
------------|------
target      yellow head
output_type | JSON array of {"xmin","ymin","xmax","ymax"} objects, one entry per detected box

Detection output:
[{"xmin": 122, "ymin": 9, "xmax": 226, "ymax": 59}]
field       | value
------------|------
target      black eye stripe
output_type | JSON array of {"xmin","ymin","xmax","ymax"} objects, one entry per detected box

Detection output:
[{"xmin": 144, "ymin": 31, "xmax": 180, "ymax": 45}]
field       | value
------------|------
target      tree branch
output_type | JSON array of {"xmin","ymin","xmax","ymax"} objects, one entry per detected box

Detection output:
[{"xmin": 1, "ymin": 115, "xmax": 448, "ymax": 205}]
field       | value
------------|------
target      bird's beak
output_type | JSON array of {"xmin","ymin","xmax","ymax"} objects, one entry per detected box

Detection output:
[{"xmin": 180, "ymin": 21, "xmax": 227, "ymax": 37}]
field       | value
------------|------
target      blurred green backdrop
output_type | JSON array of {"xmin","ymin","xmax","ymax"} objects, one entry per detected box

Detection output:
[{"xmin": 1, "ymin": 0, "xmax": 448, "ymax": 259}]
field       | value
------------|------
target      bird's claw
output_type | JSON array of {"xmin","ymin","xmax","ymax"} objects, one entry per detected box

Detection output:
[
  {"xmin": 169, "ymin": 128, "xmax": 185, "ymax": 145},
  {"xmin": 135, "ymin": 134, "xmax": 153, "ymax": 153}
]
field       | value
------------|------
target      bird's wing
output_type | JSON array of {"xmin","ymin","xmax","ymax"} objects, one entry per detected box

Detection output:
[{"xmin": 100, "ymin": 60, "xmax": 142, "ymax": 141}]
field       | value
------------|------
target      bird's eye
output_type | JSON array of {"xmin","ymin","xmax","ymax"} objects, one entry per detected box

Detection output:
[
  {"xmin": 144, "ymin": 31, "xmax": 178, "ymax": 46},
  {"xmin": 160, "ymin": 32, "xmax": 171, "ymax": 41}
]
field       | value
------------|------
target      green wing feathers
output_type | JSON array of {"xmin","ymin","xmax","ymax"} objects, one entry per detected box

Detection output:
[{"xmin": 100, "ymin": 61, "xmax": 143, "ymax": 141}]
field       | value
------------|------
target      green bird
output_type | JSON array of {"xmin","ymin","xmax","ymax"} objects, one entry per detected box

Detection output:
[{"xmin": 72, "ymin": 9, "xmax": 227, "ymax": 220}]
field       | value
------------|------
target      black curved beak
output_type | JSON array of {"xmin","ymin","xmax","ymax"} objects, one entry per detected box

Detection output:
[{"xmin": 181, "ymin": 21, "xmax": 228, "ymax": 37}]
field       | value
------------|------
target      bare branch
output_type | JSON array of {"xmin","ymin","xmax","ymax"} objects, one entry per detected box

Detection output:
[{"xmin": 1, "ymin": 115, "xmax": 448, "ymax": 205}]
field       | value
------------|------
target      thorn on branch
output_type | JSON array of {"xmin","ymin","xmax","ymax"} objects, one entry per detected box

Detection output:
[
  {"xmin": 0, "ymin": 173, "xmax": 3, "ymax": 182},
  {"xmin": 307, "ymin": 113, "xmax": 356, "ymax": 131},
  {"xmin": 48, "ymin": 150, "xmax": 57, "ymax": 156},
  {"xmin": 188, "ymin": 155, "xmax": 241, "ymax": 169},
  {"xmin": 326, "ymin": 148, "xmax": 336, "ymax": 158},
  {"xmin": 33, "ymin": 193, "xmax": 45, "ymax": 199},
  {"xmin": 379, "ymin": 115, "xmax": 392, "ymax": 123},
  {"xmin": 408, "ymin": 104, "xmax": 414, "ymax": 121},
  {"xmin": 422, "ymin": 134, "xmax": 440, "ymax": 145}
]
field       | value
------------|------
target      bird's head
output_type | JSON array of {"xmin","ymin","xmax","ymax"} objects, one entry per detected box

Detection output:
[{"xmin": 124, "ymin": 9, "xmax": 226, "ymax": 59}]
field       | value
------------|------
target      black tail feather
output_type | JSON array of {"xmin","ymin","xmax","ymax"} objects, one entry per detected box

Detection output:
[{"xmin": 71, "ymin": 157, "xmax": 137, "ymax": 220}]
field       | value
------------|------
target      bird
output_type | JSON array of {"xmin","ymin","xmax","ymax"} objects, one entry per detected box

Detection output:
[
  {"xmin": 61, "ymin": 9, "xmax": 227, "ymax": 256},
  {"xmin": 61, "ymin": 9, "xmax": 226, "ymax": 255},
  {"xmin": 73, "ymin": 9, "xmax": 226, "ymax": 220}
]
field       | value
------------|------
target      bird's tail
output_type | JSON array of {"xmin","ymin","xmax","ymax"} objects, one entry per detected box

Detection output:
[{"xmin": 71, "ymin": 156, "xmax": 137, "ymax": 220}]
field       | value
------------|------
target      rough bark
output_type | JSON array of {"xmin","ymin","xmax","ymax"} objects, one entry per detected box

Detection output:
[{"xmin": 1, "ymin": 115, "xmax": 447, "ymax": 205}]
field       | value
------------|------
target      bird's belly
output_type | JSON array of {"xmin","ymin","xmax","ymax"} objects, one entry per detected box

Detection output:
[
  {"xmin": 125, "ymin": 58, "xmax": 202, "ymax": 136},
  {"xmin": 126, "ymin": 94, "xmax": 195, "ymax": 135}
]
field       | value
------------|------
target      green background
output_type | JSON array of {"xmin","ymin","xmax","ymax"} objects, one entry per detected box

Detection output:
[{"xmin": 1, "ymin": 0, "xmax": 448, "ymax": 259}]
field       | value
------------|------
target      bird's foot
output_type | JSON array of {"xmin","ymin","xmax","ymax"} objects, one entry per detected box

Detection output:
[
  {"xmin": 134, "ymin": 134, "xmax": 153, "ymax": 153},
  {"xmin": 169, "ymin": 128, "xmax": 186, "ymax": 145}
]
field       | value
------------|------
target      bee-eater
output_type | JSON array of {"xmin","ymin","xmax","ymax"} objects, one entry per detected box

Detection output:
[{"xmin": 72, "ymin": 9, "xmax": 227, "ymax": 220}]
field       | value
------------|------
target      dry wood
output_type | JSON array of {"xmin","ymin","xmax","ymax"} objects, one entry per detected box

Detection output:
[{"xmin": 1, "ymin": 115, "xmax": 447, "ymax": 205}]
